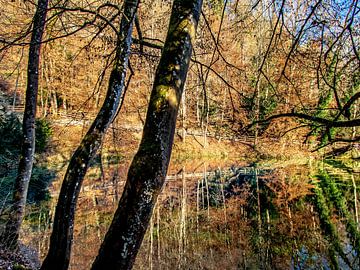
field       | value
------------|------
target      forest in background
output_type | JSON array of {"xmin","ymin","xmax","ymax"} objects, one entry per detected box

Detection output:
[
  {"xmin": 0, "ymin": 0, "xmax": 359, "ymax": 269},
  {"xmin": 1, "ymin": 0, "xmax": 358, "ymax": 151}
]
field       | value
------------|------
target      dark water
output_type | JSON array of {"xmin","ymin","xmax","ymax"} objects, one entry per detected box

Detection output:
[{"xmin": 25, "ymin": 158, "xmax": 360, "ymax": 269}]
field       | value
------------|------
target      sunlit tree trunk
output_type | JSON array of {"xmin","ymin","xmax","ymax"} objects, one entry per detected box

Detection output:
[
  {"xmin": 12, "ymin": 48, "xmax": 24, "ymax": 111},
  {"xmin": 0, "ymin": 0, "xmax": 49, "ymax": 250},
  {"xmin": 181, "ymin": 86, "xmax": 187, "ymax": 142},
  {"xmin": 196, "ymin": 179, "xmax": 200, "ymax": 234},
  {"xmin": 351, "ymin": 174, "xmax": 359, "ymax": 227},
  {"xmin": 179, "ymin": 167, "xmax": 187, "ymax": 263},
  {"xmin": 148, "ymin": 215, "xmax": 154, "ymax": 270},
  {"xmin": 254, "ymin": 80, "xmax": 260, "ymax": 147},
  {"xmin": 204, "ymin": 163, "xmax": 210, "ymax": 217},
  {"xmin": 91, "ymin": 1, "xmax": 203, "ymax": 269},
  {"xmin": 156, "ymin": 203, "xmax": 161, "ymax": 263},
  {"xmin": 202, "ymin": 95, "xmax": 209, "ymax": 148},
  {"xmin": 40, "ymin": 1, "xmax": 139, "ymax": 269},
  {"xmin": 196, "ymin": 79, "xmax": 201, "ymax": 125}
]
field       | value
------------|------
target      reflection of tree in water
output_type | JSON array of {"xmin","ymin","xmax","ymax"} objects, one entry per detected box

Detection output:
[
  {"xmin": 193, "ymin": 162, "xmax": 359, "ymax": 269},
  {"xmin": 23, "ymin": 161, "xmax": 359, "ymax": 269},
  {"xmin": 312, "ymin": 161, "xmax": 360, "ymax": 269}
]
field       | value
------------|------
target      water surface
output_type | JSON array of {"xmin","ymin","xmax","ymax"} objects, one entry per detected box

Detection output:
[{"xmin": 25, "ymin": 158, "xmax": 360, "ymax": 269}]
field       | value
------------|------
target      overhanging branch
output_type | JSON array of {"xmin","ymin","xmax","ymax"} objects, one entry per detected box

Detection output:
[{"xmin": 255, "ymin": 112, "xmax": 360, "ymax": 128}]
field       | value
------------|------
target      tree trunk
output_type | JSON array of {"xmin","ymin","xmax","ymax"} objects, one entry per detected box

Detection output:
[
  {"xmin": 40, "ymin": 1, "xmax": 139, "ymax": 269},
  {"xmin": 0, "ymin": 0, "xmax": 49, "ymax": 250},
  {"xmin": 91, "ymin": 1, "xmax": 202, "ymax": 269}
]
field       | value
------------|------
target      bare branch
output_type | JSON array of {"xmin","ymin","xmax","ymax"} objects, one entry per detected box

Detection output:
[{"xmin": 255, "ymin": 112, "xmax": 360, "ymax": 128}]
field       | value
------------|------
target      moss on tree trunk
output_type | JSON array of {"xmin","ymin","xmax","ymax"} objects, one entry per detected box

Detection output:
[
  {"xmin": 91, "ymin": 1, "xmax": 203, "ymax": 269},
  {"xmin": 40, "ymin": 1, "xmax": 139, "ymax": 269}
]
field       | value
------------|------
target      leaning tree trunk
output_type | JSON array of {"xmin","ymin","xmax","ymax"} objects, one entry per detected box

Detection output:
[
  {"xmin": 40, "ymin": 1, "xmax": 139, "ymax": 269},
  {"xmin": 0, "ymin": 0, "xmax": 49, "ymax": 250},
  {"xmin": 91, "ymin": 1, "xmax": 203, "ymax": 269}
]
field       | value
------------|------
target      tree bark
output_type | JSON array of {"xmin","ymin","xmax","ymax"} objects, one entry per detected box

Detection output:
[
  {"xmin": 40, "ymin": 1, "xmax": 139, "ymax": 269},
  {"xmin": 0, "ymin": 0, "xmax": 49, "ymax": 250},
  {"xmin": 91, "ymin": 1, "xmax": 203, "ymax": 269}
]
